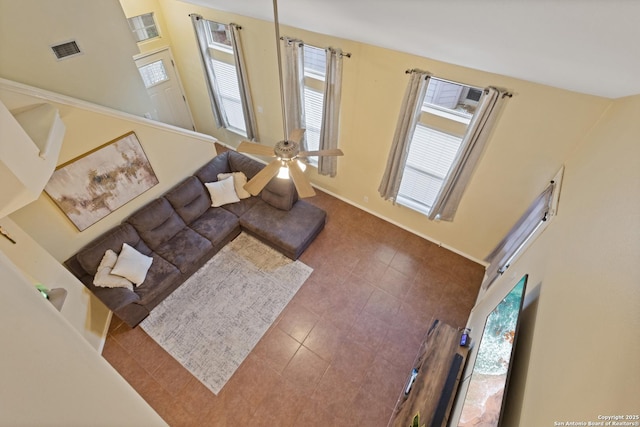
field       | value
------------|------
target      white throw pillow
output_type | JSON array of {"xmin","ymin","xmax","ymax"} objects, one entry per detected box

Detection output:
[
  {"xmin": 217, "ymin": 172, "xmax": 251, "ymax": 199},
  {"xmin": 93, "ymin": 249, "xmax": 134, "ymax": 290},
  {"xmin": 205, "ymin": 176, "xmax": 240, "ymax": 207},
  {"xmin": 111, "ymin": 243, "xmax": 153, "ymax": 285}
]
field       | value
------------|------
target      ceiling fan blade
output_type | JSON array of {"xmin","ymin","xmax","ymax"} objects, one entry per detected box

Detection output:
[
  {"xmin": 237, "ymin": 141, "xmax": 276, "ymax": 157},
  {"xmin": 287, "ymin": 128, "xmax": 305, "ymax": 144},
  {"xmin": 243, "ymin": 159, "xmax": 281, "ymax": 196},
  {"xmin": 288, "ymin": 160, "xmax": 316, "ymax": 198},
  {"xmin": 298, "ymin": 148, "xmax": 344, "ymax": 157}
]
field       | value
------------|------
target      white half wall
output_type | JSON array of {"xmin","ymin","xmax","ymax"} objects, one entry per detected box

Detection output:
[{"xmin": 0, "ymin": 250, "xmax": 168, "ymax": 427}]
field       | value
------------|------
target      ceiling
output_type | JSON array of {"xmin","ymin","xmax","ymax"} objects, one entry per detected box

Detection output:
[{"xmin": 182, "ymin": 0, "xmax": 640, "ymax": 99}]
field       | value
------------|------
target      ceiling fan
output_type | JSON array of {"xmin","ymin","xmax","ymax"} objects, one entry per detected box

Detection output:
[{"xmin": 237, "ymin": 0, "xmax": 343, "ymax": 198}]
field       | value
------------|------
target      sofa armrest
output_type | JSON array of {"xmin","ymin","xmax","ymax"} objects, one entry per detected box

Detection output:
[{"xmin": 92, "ymin": 286, "xmax": 141, "ymax": 312}]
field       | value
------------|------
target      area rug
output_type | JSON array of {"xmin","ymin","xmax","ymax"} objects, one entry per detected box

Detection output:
[{"xmin": 140, "ymin": 232, "xmax": 313, "ymax": 394}]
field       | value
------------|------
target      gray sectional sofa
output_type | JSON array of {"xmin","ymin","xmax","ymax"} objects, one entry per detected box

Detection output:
[{"xmin": 64, "ymin": 151, "xmax": 326, "ymax": 327}]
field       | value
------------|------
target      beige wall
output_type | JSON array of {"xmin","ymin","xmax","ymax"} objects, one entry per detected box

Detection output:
[
  {"xmin": 0, "ymin": 0, "xmax": 612, "ymax": 261},
  {"xmin": 2, "ymin": 82, "xmax": 217, "ymax": 262},
  {"xmin": 451, "ymin": 95, "xmax": 640, "ymax": 424},
  {"xmin": 0, "ymin": 0, "xmax": 153, "ymax": 116},
  {"xmin": 155, "ymin": 0, "xmax": 611, "ymax": 262},
  {"xmin": 3, "ymin": 2, "xmax": 638, "ymax": 423}
]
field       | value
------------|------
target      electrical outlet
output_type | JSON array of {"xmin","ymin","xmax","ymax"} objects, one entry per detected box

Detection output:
[{"xmin": 363, "ymin": 196, "xmax": 369, "ymax": 203}]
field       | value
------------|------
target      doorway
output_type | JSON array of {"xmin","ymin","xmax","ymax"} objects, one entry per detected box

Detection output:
[{"xmin": 134, "ymin": 47, "xmax": 195, "ymax": 130}]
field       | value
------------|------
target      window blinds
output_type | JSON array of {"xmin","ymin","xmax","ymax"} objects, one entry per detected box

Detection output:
[
  {"xmin": 483, "ymin": 182, "xmax": 555, "ymax": 289},
  {"xmin": 398, "ymin": 125, "xmax": 463, "ymax": 212}
]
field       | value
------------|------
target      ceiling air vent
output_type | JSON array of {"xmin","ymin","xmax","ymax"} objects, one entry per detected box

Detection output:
[{"xmin": 51, "ymin": 40, "xmax": 82, "ymax": 60}]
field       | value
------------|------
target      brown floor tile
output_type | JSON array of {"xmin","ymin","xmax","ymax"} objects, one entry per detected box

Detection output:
[
  {"xmin": 276, "ymin": 300, "xmax": 320, "ymax": 343},
  {"xmin": 252, "ymin": 327, "xmax": 301, "ymax": 374},
  {"xmin": 223, "ymin": 353, "xmax": 280, "ymax": 409},
  {"xmin": 101, "ymin": 189, "xmax": 484, "ymax": 426},
  {"xmin": 377, "ymin": 266, "xmax": 415, "ymax": 299},
  {"xmin": 152, "ymin": 353, "xmax": 196, "ymax": 397},
  {"xmin": 303, "ymin": 317, "xmax": 344, "ymax": 362},
  {"xmin": 281, "ymin": 345, "xmax": 329, "ymax": 395}
]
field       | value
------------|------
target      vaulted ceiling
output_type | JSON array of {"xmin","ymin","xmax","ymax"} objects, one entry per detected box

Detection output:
[{"xmin": 182, "ymin": 0, "xmax": 640, "ymax": 99}]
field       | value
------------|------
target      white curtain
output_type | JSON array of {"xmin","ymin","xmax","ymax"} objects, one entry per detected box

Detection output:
[
  {"xmin": 317, "ymin": 47, "xmax": 344, "ymax": 177},
  {"xmin": 428, "ymin": 87, "xmax": 510, "ymax": 220},
  {"xmin": 281, "ymin": 37, "xmax": 306, "ymax": 147},
  {"xmin": 378, "ymin": 70, "xmax": 430, "ymax": 201},
  {"xmin": 190, "ymin": 14, "xmax": 225, "ymax": 128},
  {"xmin": 229, "ymin": 23, "xmax": 258, "ymax": 141},
  {"xmin": 483, "ymin": 182, "xmax": 555, "ymax": 289}
]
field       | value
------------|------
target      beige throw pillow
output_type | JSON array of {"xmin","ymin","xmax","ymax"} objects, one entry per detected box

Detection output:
[
  {"xmin": 93, "ymin": 249, "xmax": 134, "ymax": 290},
  {"xmin": 205, "ymin": 176, "xmax": 240, "ymax": 207},
  {"xmin": 111, "ymin": 243, "xmax": 153, "ymax": 285},
  {"xmin": 217, "ymin": 172, "xmax": 251, "ymax": 199}
]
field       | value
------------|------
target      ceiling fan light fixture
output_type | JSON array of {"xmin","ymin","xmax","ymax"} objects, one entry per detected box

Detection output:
[
  {"xmin": 277, "ymin": 165, "xmax": 289, "ymax": 179},
  {"xmin": 235, "ymin": 0, "xmax": 343, "ymax": 198}
]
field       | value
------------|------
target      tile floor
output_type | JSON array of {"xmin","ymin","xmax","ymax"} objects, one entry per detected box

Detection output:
[{"xmin": 102, "ymin": 190, "xmax": 484, "ymax": 427}]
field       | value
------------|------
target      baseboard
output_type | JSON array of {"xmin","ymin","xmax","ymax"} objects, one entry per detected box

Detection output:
[
  {"xmin": 211, "ymin": 141, "xmax": 487, "ymax": 266},
  {"xmin": 315, "ymin": 186, "xmax": 487, "ymax": 267}
]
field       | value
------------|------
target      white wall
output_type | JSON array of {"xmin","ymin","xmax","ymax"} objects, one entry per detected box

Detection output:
[
  {"xmin": 0, "ymin": 217, "xmax": 111, "ymax": 350},
  {"xmin": 451, "ymin": 95, "xmax": 640, "ymax": 424},
  {"xmin": 0, "ymin": 250, "xmax": 168, "ymax": 427},
  {"xmin": 0, "ymin": 0, "xmax": 153, "ymax": 117}
]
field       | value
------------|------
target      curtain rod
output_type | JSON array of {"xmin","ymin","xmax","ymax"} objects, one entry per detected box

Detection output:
[
  {"xmin": 280, "ymin": 36, "xmax": 352, "ymax": 58},
  {"xmin": 405, "ymin": 68, "xmax": 430, "ymax": 75},
  {"xmin": 405, "ymin": 69, "xmax": 513, "ymax": 97},
  {"xmin": 188, "ymin": 14, "xmax": 242, "ymax": 30}
]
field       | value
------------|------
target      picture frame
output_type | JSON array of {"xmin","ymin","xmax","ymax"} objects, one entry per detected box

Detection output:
[{"xmin": 44, "ymin": 131, "xmax": 158, "ymax": 231}]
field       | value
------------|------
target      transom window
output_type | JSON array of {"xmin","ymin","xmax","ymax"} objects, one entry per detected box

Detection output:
[
  {"xmin": 127, "ymin": 13, "xmax": 160, "ymax": 43},
  {"xmin": 397, "ymin": 78, "xmax": 484, "ymax": 215},
  {"xmin": 302, "ymin": 44, "xmax": 326, "ymax": 165}
]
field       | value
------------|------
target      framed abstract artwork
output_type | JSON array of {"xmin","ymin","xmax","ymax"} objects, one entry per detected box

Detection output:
[{"xmin": 45, "ymin": 131, "xmax": 158, "ymax": 231}]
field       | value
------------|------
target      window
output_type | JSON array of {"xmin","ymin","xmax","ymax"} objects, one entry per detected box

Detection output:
[
  {"xmin": 483, "ymin": 168, "xmax": 563, "ymax": 290},
  {"xmin": 302, "ymin": 44, "xmax": 326, "ymax": 165},
  {"xmin": 138, "ymin": 60, "xmax": 168, "ymax": 88},
  {"xmin": 396, "ymin": 78, "xmax": 483, "ymax": 215},
  {"xmin": 204, "ymin": 20, "xmax": 246, "ymax": 135},
  {"xmin": 128, "ymin": 13, "xmax": 160, "ymax": 43}
]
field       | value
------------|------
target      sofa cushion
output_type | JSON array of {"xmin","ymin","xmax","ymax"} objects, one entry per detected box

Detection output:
[
  {"xmin": 152, "ymin": 227, "xmax": 212, "ymax": 274},
  {"xmin": 228, "ymin": 150, "xmax": 264, "ymax": 179},
  {"xmin": 77, "ymin": 223, "xmax": 145, "ymax": 276},
  {"xmin": 261, "ymin": 178, "xmax": 298, "ymax": 211},
  {"xmin": 195, "ymin": 151, "xmax": 231, "ymax": 183},
  {"xmin": 189, "ymin": 207, "xmax": 240, "ymax": 246},
  {"xmin": 240, "ymin": 200, "xmax": 326, "ymax": 260},
  {"xmin": 126, "ymin": 198, "xmax": 186, "ymax": 250},
  {"xmin": 222, "ymin": 196, "xmax": 264, "ymax": 217},
  {"xmin": 134, "ymin": 254, "xmax": 182, "ymax": 305},
  {"xmin": 165, "ymin": 176, "xmax": 211, "ymax": 224}
]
